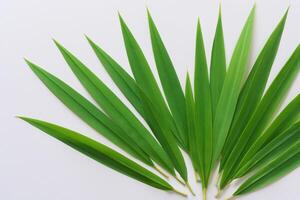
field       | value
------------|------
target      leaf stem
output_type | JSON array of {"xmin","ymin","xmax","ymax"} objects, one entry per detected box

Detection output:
[
  {"xmin": 173, "ymin": 188, "xmax": 188, "ymax": 197},
  {"xmin": 153, "ymin": 165, "xmax": 169, "ymax": 179},
  {"xmin": 185, "ymin": 181, "xmax": 195, "ymax": 196},
  {"xmin": 175, "ymin": 175, "xmax": 186, "ymax": 186},
  {"xmin": 225, "ymin": 196, "xmax": 235, "ymax": 200},
  {"xmin": 202, "ymin": 188, "xmax": 207, "ymax": 200},
  {"xmin": 215, "ymin": 188, "xmax": 223, "ymax": 199}
]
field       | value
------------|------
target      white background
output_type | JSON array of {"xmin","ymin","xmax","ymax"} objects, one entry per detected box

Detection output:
[{"xmin": 0, "ymin": 0, "xmax": 299, "ymax": 199}]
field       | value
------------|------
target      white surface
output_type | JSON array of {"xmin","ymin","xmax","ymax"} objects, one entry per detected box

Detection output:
[{"xmin": 0, "ymin": 0, "xmax": 299, "ymax": 199}]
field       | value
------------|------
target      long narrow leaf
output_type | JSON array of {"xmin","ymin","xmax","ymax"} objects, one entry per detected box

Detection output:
[
  {"xmin": 233, "ymin": 143, "xmax": 300, "ymax": 196},
  {"xmin": 137, "ymin": 88, "xmax": 188, "ymax": 181},
  {"xmin": 212, "ymin": 6, "xmax": 255, "ymax": 165},
  {"xmin": 86, "ymin": 37, "xmax": 145, "ymax": 117},
  {"xmin": 54, "ymin": 41, "xmax": 175, "ymax": 175},
  {"xmin": 236, "ymin": 94, "xmax": 300, "ymax": 177},
  {"xmin": 235, "ymin": 121, "xmax": 300, "ymax": 178},
  {"xmin": 147, "ymin": 11, "xmax": 188, "ymax": 148},
  {"xmin": 185, "ymin": 73, "xmax": 197, "ymax": 170},
  {"xmin": 210, "ymin": 7, "xmax": 226, "ymax": 119},
  {"xmin": 221, "ymin": 45, "xmax": 300, "ymax": 188},
  {"xmin": 194, "ymin": 20, "xmax": 213, "ymax": 188},
  {"xmin": 25, "ymin": 60, "xmax": 152, "ymax": 166},
  {"xmin": 221, "ymin": 10, "xmax": 288, "ymax": 171},
  {"xmin": 19, "ymin": 117, "xmax": 173, "ymax": 191},
  {"xmin": 118, "ymin": 14, "xmax": 186, "ymax": 149}
]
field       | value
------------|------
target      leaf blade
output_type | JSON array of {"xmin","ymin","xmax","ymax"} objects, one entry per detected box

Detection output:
[
  {"xmin": 20, "ymin": 117, "xmax": 173, "ymax": 191},
  {"xmin": 221, "ymin": 10, "xmax": 288, "ymax": 171},
  {"xmin": 194, "ymin": 20, "xmax": 213, "ymax": 187},
  {"xmin": 25, "ymin": 60, "xmax": 152, "ymax": 166},
  {"xmin": 212, "ymin": 6, "xmax": 255, "ymax": 165},
  {"xmin": 221, "ymin": 45, "xmax": 300, "ymax": 188},
  {"xmin": 147, "ymin": 11, "xmax": 188, "ymax": 149},
  {"xmin": 118, "ymin": 14, "xmax": 186, "ymax": 150},
  {"xmin": 210, "ymin": 7, "xmax": 226, "ymax": 119},
  {"xmin": 54, "ymin": 41, "xmax": 175, "ymax": 175}
]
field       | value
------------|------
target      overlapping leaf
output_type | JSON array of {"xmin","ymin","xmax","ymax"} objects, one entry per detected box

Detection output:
[
  {"xmin": 21, "ymin": 6, "xmax": 300, "ymax": 199},
  {"xmin": 220, "ymin": 45, "xmax": 300, "ymax": 188},
  {"xmin": 236, "ymin": 94, "xmax": 300, "ymax": 177},
  {"xmin": 220, "ymin": 10, "xmax": 288, "ymax": 172},
  {"xmin": 25, "ymin": 60, "xmax": 152, "ymax": 166},
  {"xmin": 233, "ymin": 141, "xmax": 300, "ymax": 197},
  {"xmin": 236, "ymin": 121, "xmax": 300, "ymax": 178},
  {"xmin": 212, "ymin": 6, "xmax": 255, "ymax": 167},
  {"xmin": 86, "ymin": 37, "xmax": 145, "ymax": 118},
  {"xmin": 147, "ymin": 11, "xmax": 188, "ymax": 149},
  {"xmin": 54, "ymin": 41, "xmax": 175, "ymax": 176},
  {"xmin": 119, "ymin": 15, "xmax": 186, "ymax": 151}
]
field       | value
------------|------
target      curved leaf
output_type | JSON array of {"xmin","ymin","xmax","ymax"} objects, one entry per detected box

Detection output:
[
  {"xmin": 54, "ymin": 41, "xmax": 175, "ymax": 175},
  {"xmin": 25, "ymin": 60, "xmax": 152, "ymax": 166},
  {"xmin": 20, "ymin": 117, "xmax": 173, "ymax": 191}
]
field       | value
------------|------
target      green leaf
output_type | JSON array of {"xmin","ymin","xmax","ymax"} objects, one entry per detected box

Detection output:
[
  {"xmin": 25, "ymin": 60, "xmax": 152, "ymax": 166},
  {"xmin": 235, "ymin": 121, "xmax": 300, "ymax": 178},
  {"xmin": 220, "ymin": 10, "xmax": 288, "ymax": 171},
  {"xmin": 236, "ymin": 94, "xmax": 300, "ymax": 177},
  {"xmin": 147, "ymin": 10, "xmax": 188, "ymax": 149},
  {"xmin": 194, "ymin": 20, "xmax": 213, "ymax": 187},
  {"xmin": 233, "ymin": 142, "xmax": 300, "ymax": 196},
  {"xmin": 212, "ymin": 6, "xmax": 255, "ymax": 166},
  {"xmin": 53, "ymin": 41, "xmax": 175, "ymax": 175},
  {"xmin": 185, "ymin": 73, "xmax": 197, "ymax": 170},
  {"xmin": 220, "ymin": 45, "xmax": 300, "ymax": 188},
  {"xmin": 19, "ymin": 117, "xmax": 173, "ymax": 191},
  {"xmin": 137, "ymin": 87, "xmax": 188, "ymax": 181},
  {"xmin": 86, "ymin": 37, "xmax": 145, "ymax": 118},
  {"xmin": 210, "ymin": 7, "xmax": 226, "ymax": 119},
  {"xmin": 118, "ymin": 14, "xmax": 186, "ymax": 150}
]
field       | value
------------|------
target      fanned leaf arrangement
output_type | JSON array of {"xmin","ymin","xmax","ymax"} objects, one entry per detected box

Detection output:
[{"xmin": 21, "ymin": 5, "xmax": 300, "ymax": 200}]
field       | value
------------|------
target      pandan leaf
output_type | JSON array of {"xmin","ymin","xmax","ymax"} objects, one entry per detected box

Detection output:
[
  {"xmin": 212, "ymin": 6, "xmax": 255, "ymax": 166},
  {"xmin": 235, "ymin": 121, "xmax": 300, "ymax": 178},
  {"xmin": 185, "ymin": 73, "xmax": 197, "ymax": 170},
  {"xmin": 53, "ymin": 41, "xmax": 175, "ymax": 176},
  {"xmin": 220, "ymin": 10, "xmax": 288, "ymax": 172},
  {"xmin": 210, "ymin": 7, "xmax": 226, "ymax": 119},
  {"xmin": 233, "ymin": 142, "xmax": 300, "ymax": 196},
  {"xmin": 194, "ymin": 20, "xmax": 213, "ymax": 189},
  {"xmin": 25, "ymin": 60, "xmax": 152, "ymax": 166},
  {"xmin": 221, "ymin": 45, "xmax": 300, "ymax": 188},
  {"xmin": 86, "ymin": 37, "xmax": 145, "ymax": 118},
  {"xmin": 236, "ymin": 94, "xmax": 300, "ymax": 177},
  {"xmin": 136, "ymin": 87, "xmax": 188, "ymax": 182},
  {"xmin": 19, "ymin": 117, "xmax": 178, "ymax": 192},
  {"xmin": 118, "ymin": 14, "xmax": 186, "ymax": 150},
  {"xmin": 147, "ymin": 11, "xmax": 188, "ymax": 149}
]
